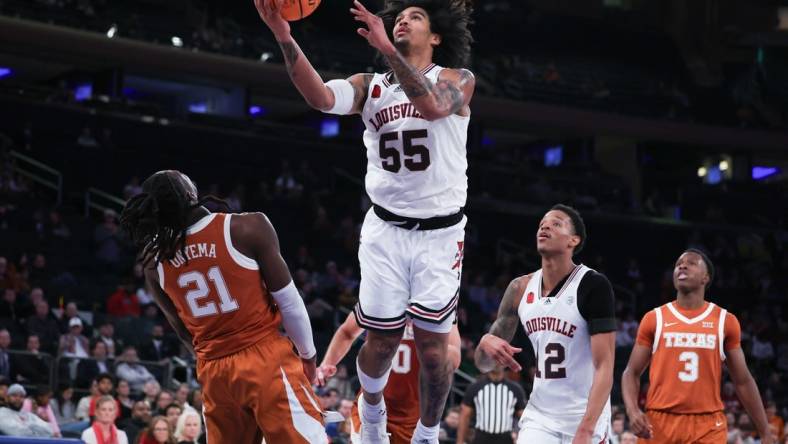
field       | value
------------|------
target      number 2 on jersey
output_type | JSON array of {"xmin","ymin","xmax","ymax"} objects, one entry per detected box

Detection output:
[
  {"xmin": 535, "ymin": 343, "xmax": 566, "ymax": 379},
  {"xmin": 380, "ymin": 129, "xmax": 430, "ymax": 173},
  {"xmin": 177, "ymin": 267, "xmax": 239, "ymax": 317}
]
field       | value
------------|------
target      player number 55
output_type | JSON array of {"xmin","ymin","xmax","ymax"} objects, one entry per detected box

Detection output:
[{"xmin": 380, "ymin": 129, "xmax": 431, "ymax": 173}]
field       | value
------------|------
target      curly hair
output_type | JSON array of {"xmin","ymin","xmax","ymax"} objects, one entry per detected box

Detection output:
[
  {"xmin": 377, "ymin": 0, "xmax": 474, "ymax": 68},
  {"xmin": 120, "ymin": 171, "xmax": 225, "ymax": 266}
]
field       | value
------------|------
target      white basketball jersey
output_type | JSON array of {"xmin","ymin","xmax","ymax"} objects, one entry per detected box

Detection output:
[
  {"xmin": 517, "ymin": 265, "xmax": 611, "ymax": 436},
  {"xmin": 361, "ymin": 64, "xmax": 469, "ymax": 218}
]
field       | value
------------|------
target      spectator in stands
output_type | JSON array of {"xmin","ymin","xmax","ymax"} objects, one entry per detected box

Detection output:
[
  {"xmin": 25, "ymin": 300, "xmax": 60, "ymax": 354},
  {"xmin": 97, "ymin": 320, "xmax": 121, "ymax": 358},
  {"xmin": 133, "ymin": 263, "xmax": 154, "ymax": 306},
  {"xmin": 142, "ymin": 380, "xmax": 161, "ymax": 408},
  {"xmin": 77, "ymin": 339, "xmax": 113, "ymax": 388},
  {"xmin": 317, "ymin": 387, "xmax": 339, "ymax": 411},
  {"xmin": 137, "ymin": 416, "xmax": 177, "ymax": 444},
  {"xmin": 81, "ymin": 395, "xmax": 129, "ymax": 444},
  {"xmin": 123, "ymin": 177, "xmax": 143, "ymax": 200},
  {"xmin": 173, "ymin": 384, "xmax": 190, "ymax": 410},
  {"xmin": 0, "ymin": 257, "xmax": 22, "ymax": 292},
  {"xmin": 174, "ymin": 409, "xmax": 202, "ymax": 444},
  {"xmin": 186, "ymin": 388, "xmax": 202, "ymax": 414},
  {"xmin": 609, "ymin": 416, "xmax": 626, "ymax": 444},
  {"xmin": 51, "ymin": 384, "xmax": 77, "ymax": 427},
  {"xmin": 116, "ymin": 379, "xmax": 133, "ymax": 419},
  {"xmin": 88, "ymin": 373, "xmax": 122, "ymax": 422},
  {"xmin": 620, "ymin": 431, "xmax": 637, "ymax": 444},
  {"xmin": 12, "ymin": 333, "xmax": 49, "ymax": 384},
  {"xmin": 59, "ymin": 301, "xmax": 91, "ymax": 335},
  {"xmin": 0, "ymin": 384, "xmax": 53, "ymax": 437},
  {"xmin": 139, "ymin": 304, "xmax": 162, "ymax": 338},
  {"xmin": 0, "ymin": 290, "xmax": 25, "ymax": 337},
  {"xmin": 77, "ymin": 127, "xmax": 99, "ymax": 149},
  {"xmin": 0, "ymin": 377, "xmax": 8, "ymax": 407},
  {"xmin": 767, "ymin": 401, "xmax": 785, "ymax": 442},
  {"xmin": 438, "ymin": 406, "xmax": 460, "ymax": 442},
  {"xmin": 116, "ymin": 346, "xmax": 155, "ymax": 392},
  {"xmin": 118, "ymin": 400, "xmax": 151, "ymax": 444},
  {"xmin": 95, "ymin": 209, "xmax": 124, "ymax": 269},
  {"xmin": 154, "ymin": 391, "xmax": 174, "ymax": 416},
  {"xmin": 58, "ymin": 316, "xmax": 90, "ymax": 358},
  {"xmin": 0, "ymin": 329, "xmax": 13, "ymax": 381},
  {"xmin": 107, "ymin": 281, "xmax": 141, "ymax": 318},
  {"xmin": 139, "ymin": 324, "xmax": 176, "ymax": 364},
  {"xmin": 164, "ymin": 403, "xmax": 182, "ymax": 429},
  {"xmin": 22, "ymin": 385, "xmax": 61, "ymax": 437},
  {"xmin": 75, "ymin": 380, "xmax": 97, "ymax": 422}
]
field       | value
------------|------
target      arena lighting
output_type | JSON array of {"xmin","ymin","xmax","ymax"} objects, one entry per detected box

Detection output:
[
  {"xmin": 321, "ymin": 117, "xmax": 340, "ymax": 138},
  {"xmin": 697, "ymin": 167, "xmax": 707, "ymax": 177},
  {"xmin": 171, "ymin": 36, "xmax": 184, "ymax": 47},
  {"xmin": 752, "ymin": 166, "xmax": 779, "ymax": 180},
  {"xmin": 0, "ymin": 67, "xmax": 11, "ymax": 79},
  {"xmin": 74, "ymin": 84, "xmax": 92, "ymax": 101},
  {"xmin": 106, "ymin": 24, "xmax": 117, "ymax": 38},
  {"xmin": 188, "ymin": 102, "xmax": 208, "ymax": 113},
  {"xmin": 259, "ymin": 52, "xmax": 274, "ymax": 62},
  {"xmin": 719, "ymin": 160, "xmax": 729, "ymax": 171},
  {"xmin": 544, "ymin": 145, "xmax": 563, "ymax": 167},
  {"xmin": 248, "ymin": 105, "xmax": 267, "ymax": 116}
]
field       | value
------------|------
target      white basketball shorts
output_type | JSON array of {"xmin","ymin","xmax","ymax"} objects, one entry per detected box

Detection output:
[{"xmin": 354, "ymin": 208, "xmax": 466, "ymax": 334}]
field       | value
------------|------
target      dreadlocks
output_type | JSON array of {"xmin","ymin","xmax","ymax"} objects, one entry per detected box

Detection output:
[
  {"xmin": 378, "ymin": 0, "xmax": 474, "ymax": 68},
  {"xmin": 120, "ymin": 171, "xmax": 225, "ymax": 266}
]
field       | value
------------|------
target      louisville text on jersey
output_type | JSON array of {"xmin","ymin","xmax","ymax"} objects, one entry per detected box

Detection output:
[
  {"xmin": 524, "ymin": 316, "xmax": 577, "ymax": 338},
  {"xmin": 368, "ymin": 102, "xmax": 425, "ymax": 131}
]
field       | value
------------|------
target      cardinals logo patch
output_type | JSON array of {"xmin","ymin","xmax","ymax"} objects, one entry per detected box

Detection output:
[
  {"xmin": 526, "ymin": 292, "xmax": 535, "ymax": 304},
  {"xmin": 371, "ymin": 84, "xmax": 382, "ymax": 99}
]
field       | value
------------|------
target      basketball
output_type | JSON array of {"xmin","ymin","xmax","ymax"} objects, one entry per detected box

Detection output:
[{"xmin": 278, "ymin": 0, "xmax": 321, "ymax": 21}]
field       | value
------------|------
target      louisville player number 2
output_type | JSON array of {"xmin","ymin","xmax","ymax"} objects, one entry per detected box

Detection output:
[{"xmin": 177, "ymin": 267, "xmax": 240, "ymax": 317}]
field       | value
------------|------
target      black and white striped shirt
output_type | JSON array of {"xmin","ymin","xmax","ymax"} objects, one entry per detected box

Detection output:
[{"xmin": 462, "ymin": 376, "xmax": 526, "ymax": 434}]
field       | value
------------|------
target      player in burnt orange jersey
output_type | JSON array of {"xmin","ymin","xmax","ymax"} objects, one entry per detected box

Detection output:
[
  {"xmin": 316, "ymin": 313, "xmax": 461, "ymax": 444},
  {"xmin": 622, "ymin": 249, "xmax": 774, "ymax": 444},
  {"xmin": 120, "ymin": 170, "xmax": 327, "ymax": 444}
]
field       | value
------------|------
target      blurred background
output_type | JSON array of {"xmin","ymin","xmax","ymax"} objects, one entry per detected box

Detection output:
[{"xmin": 0, "ymin": 0, "xmax": 787, "ymax": 443}]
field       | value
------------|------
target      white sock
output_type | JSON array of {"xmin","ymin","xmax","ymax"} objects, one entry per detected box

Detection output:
[
  {"xmin": 411, "ymin": 420, "xmax": 439, "ymax": 443},
  {"xmin": 360, "ymin": 396, "xmax": 386, "ymax": 424}
]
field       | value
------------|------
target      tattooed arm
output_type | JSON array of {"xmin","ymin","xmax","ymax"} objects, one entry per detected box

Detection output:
[
  {"xmin": 254, "ymin": 0, "xmax": 371, "ymax": 114},
  {"xmin": 386, "ymin": 53, "xmax": 475, "ymax": 121},
  {"xmin": 474, "ymin": 275, "xmax": 530, "ymax": 373}
]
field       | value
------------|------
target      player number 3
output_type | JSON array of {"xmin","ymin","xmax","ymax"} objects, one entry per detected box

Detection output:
[
  {"xmin": 678, "ymin": 351, "xmax": 699, "ymax": 382},
  {"xmin": 177, "ymin": 267, "xmax": 240, "ymax": 318}
]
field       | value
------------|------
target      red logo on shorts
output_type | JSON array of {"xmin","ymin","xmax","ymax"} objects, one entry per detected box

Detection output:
[
  {"xmin": 526, "ymin": 292, "xmax": 535, "ymax": 304},
  {"xmin": 371, "ymin": 85, "xmax": 382, "ymax": 99},
  {"xmin": 452, "ymin": 241, "xmax": 465, "ymax": 270}
]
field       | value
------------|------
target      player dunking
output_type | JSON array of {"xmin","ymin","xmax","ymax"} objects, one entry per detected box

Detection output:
[
  {"xmin": 621, "ymin": 249, "xmax": 774, "ymax": 444},
  {"xmin": 120, "ymin": 170, "xmax": 326, "ymax": 443},
  {"xmin": 315, "ymin": 315, "xmax": 461, "ymax": 444},
  {"xmin": 475, "ymin": 205, "xmax": 616, "ymax": 444},
  {"xmin": 256, "ymin": 1, "xmax": 474, "ymax": 443}
]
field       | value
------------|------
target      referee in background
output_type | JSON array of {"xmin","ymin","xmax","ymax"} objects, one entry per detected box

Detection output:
[{"xmin": 458, "ymin": 366, "xmax": 526, "ymax": 444}]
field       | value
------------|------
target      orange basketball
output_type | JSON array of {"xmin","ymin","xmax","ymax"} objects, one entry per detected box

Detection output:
[{"xmin": 279, "ymin": 0, "xmax": 321, "ymax": 21}]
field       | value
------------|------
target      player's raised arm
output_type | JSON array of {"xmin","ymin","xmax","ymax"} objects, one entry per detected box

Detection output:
[
  {"xmin": 317, "ymin": 312, "xmax": 364, "ymax": 386},
  {"xmin": 351, "ymin": 1, "xmax": 475, "ymax": 121},
  {"xmin": 474, "ymin": 277, "xmax": 527, "ymax": 373},
  {"xmin": 231, "ymin": 212, "xmax": 318, "ymax": 381},
  {"xmin": 254, "ymin": 0, "xmax": 372, "ymax": 115}
]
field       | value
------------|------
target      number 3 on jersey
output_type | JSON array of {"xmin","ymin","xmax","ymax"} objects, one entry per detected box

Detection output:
[
  {"xmin": 177, "ymin": 267, "xmax": 239, "ymax": 317},
  {"xmin": 380, "ymin": 129, "xmax": 430, "ymax": 173},
  {"xmin": 678, "ymin": 351, "xmax": 699, "ymax": 382}
]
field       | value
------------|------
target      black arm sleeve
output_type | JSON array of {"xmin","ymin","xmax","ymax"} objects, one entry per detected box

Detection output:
[{"xmin": 577, "ymin": 271, "xmax": 616, "ymax": 335}]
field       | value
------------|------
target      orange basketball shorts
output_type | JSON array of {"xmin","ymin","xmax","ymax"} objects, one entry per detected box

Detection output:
[
  {"xmin": 639, "ymin": 410, "xmax": 726, "ymax": 444},
  {"xmin": 197, "ymin": 334, "xmax": 326, "ymax": 444}
]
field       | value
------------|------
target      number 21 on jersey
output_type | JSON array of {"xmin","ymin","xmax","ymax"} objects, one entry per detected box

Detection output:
[{"xmin": 177, "ymin": 267, "xmax": 240, "ymax": 317}]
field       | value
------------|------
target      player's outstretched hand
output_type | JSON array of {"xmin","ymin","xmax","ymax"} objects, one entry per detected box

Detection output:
[
  {"xmin": 316, "ymin": 363, "xmax": 337, "ymax": 387},
  {"xmin": 254, "ymin": 0, "xmax": 291, "ymax": 40},
  {"xmin": 760, "ymin": 430, "xmax": 776, "ymax": 444},
  {"xmin": 350, "ymin": 0, "xmax": 396, "ymax": 54},
  {"xmin": 570, "ymin": 428, "xmax": 592, "ymax": 444},
  {"xmin": 302, "ymin": 356, "xmax": 318, "ymax": 385},
  {"xmin": 627, "ymin": 408, "xmax": 653, "ymax": 439},
  {"xmin": 478, "ymin": 333, "xmax": 522, "ymax": 371}
]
